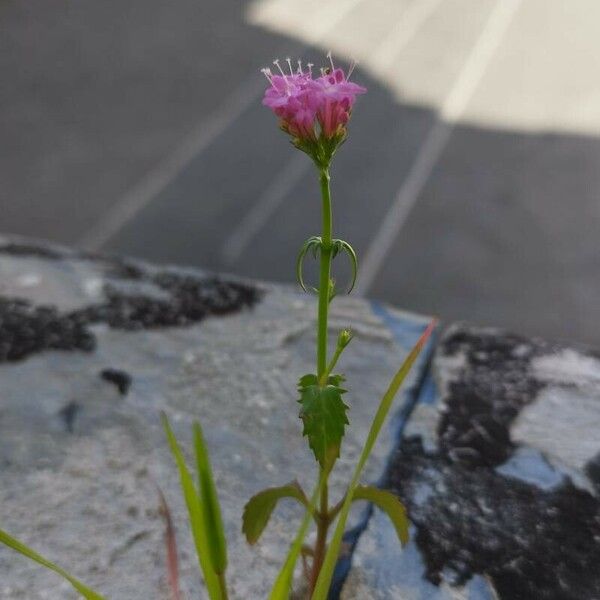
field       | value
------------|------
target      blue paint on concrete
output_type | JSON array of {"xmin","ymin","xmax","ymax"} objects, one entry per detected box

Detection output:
[{"xmin": 496, "ymin": 446, "xmax": 565, "ymax": 490}]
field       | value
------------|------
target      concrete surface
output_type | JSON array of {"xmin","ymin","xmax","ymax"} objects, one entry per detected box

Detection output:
[
  {"xmin": 1, "ymin": 239, "xmax": 599, "ymax": 599},
  {"xmin": 2, "ymin": 0, "xmax": 600, "ymax": 345},
  {"xmin": 343, "ymin": 323, "xmax": 600, "ymax": 599},
  {"xmin": 0, "ymin": 237, "xmax": 433, "ymax": 599}
]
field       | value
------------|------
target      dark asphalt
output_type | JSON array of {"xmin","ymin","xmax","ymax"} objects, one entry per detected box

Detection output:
[{"xmin": 2, "ymin": 0, "xmax": 600, "ymax": 345}]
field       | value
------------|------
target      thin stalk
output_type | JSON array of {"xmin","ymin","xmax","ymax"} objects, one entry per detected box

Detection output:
[
  {"xmin": 319, "ymin": 343, "xmax": 344, "ymax": 386},
  {"xmin": 218, "ymin": 572, "xmax": 229, "ymax": 600},
  {"xmin": 317, "ymin": 168, "xmax": 332, "ymax": 379},
  {"xmin": 309, "ymin": 479, "xmax": 329, "ymax": 593},
  {"xmin": 326, "ymin": 496, "xmax": 345, "ymax": 523},
  {"xmin": 310, "ymin": 166, "xmax": 334, "ymax": 592}
]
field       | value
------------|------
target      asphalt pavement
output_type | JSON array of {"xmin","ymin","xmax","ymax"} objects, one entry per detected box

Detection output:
[{"xmin": 2, "ymin": 0, "xmax": 600, "ymax": 345}]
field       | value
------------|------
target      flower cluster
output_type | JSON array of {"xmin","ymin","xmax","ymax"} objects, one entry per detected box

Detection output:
[{"xmin": 262, "ymin": 55, "xmax": 366, "ymax": 161}]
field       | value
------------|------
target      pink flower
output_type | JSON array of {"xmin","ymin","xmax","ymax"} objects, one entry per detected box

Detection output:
[
  {"xmin": 312, "ymin": 67, "xmax": 366, "ymax": 139},
  {"xmin": 262, "ymin": 60, "xmax": 319, "ymax": 141},
  {"xmin": 262, "ymin": 55, "xmax": 366, "ymax": 145}
]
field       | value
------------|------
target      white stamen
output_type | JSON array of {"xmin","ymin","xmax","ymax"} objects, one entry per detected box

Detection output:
[
  {"xmin": 286, "ymin": 57, "xmax": 294, "ymax": 75},
  {"xmin": 273, "ymin": 59, "xmax": 286, "ymax": 77},
  {"xmin": 307, "ymin": 63, "xmax": 314, "ymax": 77},
  {"xmin": 327, "ymin": 50, "xmax": 335, "ymax": 71},
  {"xmin": 297, "ymin": 59, "xmax": 303, "ymax": 74},
  {"xmin": 347, "ymin": 58, "xmax": 358, "ymax": 80},
  {"xmin": 261, "ymin": 68, "xmax": 273, "ymax": 83}
]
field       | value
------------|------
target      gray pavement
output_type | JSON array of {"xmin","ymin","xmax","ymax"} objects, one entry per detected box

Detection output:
[{"xmin": 2, "ymin": 0, "xmax": 600, "ymax": 345}]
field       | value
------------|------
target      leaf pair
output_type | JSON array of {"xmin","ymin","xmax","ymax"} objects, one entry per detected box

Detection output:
[
  {"xmin": 268, "ymin": 320, "xmax": 433, "ymax": 600},
  {"xmin": 296, "ymin": 237, "xmax": 358, "ymax": 295},
  {"xmin": 298, "ymin": 374, "xmax": 349, "ymax": 471},
  {"xmin": 162, "ymin": 414, "xmax": 228, "ymax": 600}
]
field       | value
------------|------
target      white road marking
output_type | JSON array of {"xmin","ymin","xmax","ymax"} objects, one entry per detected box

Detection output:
[
  {"xmin": 221, "ymin": 0, "xmax": 445, "ymax": 265},
  {"xmin": 221, "ymin": 153, "xmax": 308, "ymax": 265},
  {"xmin": 78, "ymin": 0, "xmax": 367, "ymax": 252},
  {"xmin": 356, "ymin": 0, "xmax": 523, "ymax": 295},
  {"xmin": 77, "ymin": 76, "xmax": 270, "ymax": 251},
  {"xmin": 371, "ymin": 0, "xmax": 446, "ymax": 73}
]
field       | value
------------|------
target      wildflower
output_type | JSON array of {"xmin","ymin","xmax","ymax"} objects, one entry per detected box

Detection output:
[
  {"xmin": 262, "ymin": 59, "xmax": 319, "ymax": 141},
  {"xmin": 312, "ymin": 56, "xmax": 366, "ymax": 140},
  {"xmin": 262, "ymin": 54, "xmax": 366, "ymax": 161}
]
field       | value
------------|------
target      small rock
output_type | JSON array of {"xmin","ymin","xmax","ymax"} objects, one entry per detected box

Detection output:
[{"xmin": 100, "ymin": 369, "xmax": 132, "ymax": 396}]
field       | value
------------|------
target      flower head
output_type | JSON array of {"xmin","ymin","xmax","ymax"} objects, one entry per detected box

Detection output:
[
  {"xmin": 312, "ymin": 60, "xmax": 366, "ymax": 139},
  {"xmin": 262, "ymin": 55, "xmax": 366, "ymax": 164},
  {"xmin": 262, "ymin": 59, "xmax": 318, "ymax": 141}
]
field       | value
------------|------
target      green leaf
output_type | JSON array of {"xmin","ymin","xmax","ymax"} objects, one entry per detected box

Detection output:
[
  {"xmin": 311, "ymin": 320, "xmax": 436, "ymax": 600},
  {"xmin": 162, "ymin": 414, "xmax": 223, "ymax": 600},
  {"xmin": 242, "ymin": 481, "xmax": 308, "ymax": 545},
  {"xmin": 193, "ymin": 422, "xmax": 228, "ymax": 576},
  {"xmin": 353, "ymin": 485, "xmax": 409, "ymax": 546},
  {"xmin": 268, "ymin": 473, "xmax": 325, "ymax": 600},
  {"xmin": 340, "ymin": 241, "xmax": 358, "ymax": 294},
  {"xmin": 330, "ymin": 239, "xmax": 358, "ymax": 293},
  {"xmin": 296, "ymin": 236, "xmax": 322, "ymax": 293},
  {"xmin": 0, "ymin": 529, "xmax": 104, "ymax": 600},
  {"xmin": 298, "ymin": 374, "xmax": 349, "ymax": 470}
]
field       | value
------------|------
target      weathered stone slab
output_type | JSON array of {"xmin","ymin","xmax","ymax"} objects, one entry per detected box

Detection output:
[
  {"xmin": 343, "ymin": 324, "xmax": 600, "ymax": 599},
  {"xmin": 0, "ymin": 237, "xmax": 433, "ymax": 599}
]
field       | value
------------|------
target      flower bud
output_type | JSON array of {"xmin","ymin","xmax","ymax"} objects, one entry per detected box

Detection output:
[{"xmin": 337, "ymin": 329, "xmax": 354, "ymax": 350}]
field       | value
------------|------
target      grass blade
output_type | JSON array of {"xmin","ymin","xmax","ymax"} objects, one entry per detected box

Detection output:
[
  {"xmin": 193, "ymin": 422, "xmax": 228, "ymax": 575},
  {"xmin": 311, "ymin": 320, "xmax": 436, "ymax": 599},
  {"xmin": 0, "ymin": 529, "xmax": 104, "ymax": 600},
  {"xmin": 161, "ymin": 414, "xmax": 222, "ymax": 599},
  {"xmin": 269, "ymin": 472, "xmax": 325, "ymax": 600}
]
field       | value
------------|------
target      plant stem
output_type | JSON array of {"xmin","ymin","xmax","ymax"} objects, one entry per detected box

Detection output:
[
  {"xmin": 317, "ymin": 168, "xmax": 332, "ymax": 380},
  {"xmin": 319, "ymin": 343, "xmax": 344, "ymax": 386},
  {"xmin": 309, "ymin": 479, "xmax": 329, "ymax": 593},
  {"xmin": 218, "ymin": 572, "xmax": 229, "ymax": 600},
  {"xmin": 310, "ymin": 166, "xmax": 334, "ymax": 594}
]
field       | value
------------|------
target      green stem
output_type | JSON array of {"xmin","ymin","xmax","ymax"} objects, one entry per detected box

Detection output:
[
  {"xmin": 309, "ymin": 478, "xmax": 329, "ymax": 593},
  {"xmin": 218, "ymin": 572, "xmax": 229, "ymax": 600},
  {"xmin": 319, "ymin": 343, "xmax": 344, "ymax": 386},
  {"xmin": 317, "ymin": 168, "xmax": 333, "ymax": 379},
  {"xmin": 327, "ymin": 495, "xmax": 345, "ymax": 523},
  {"xmin": 309, "ymin": 167, "xmax": 334, "ymax": 593}
]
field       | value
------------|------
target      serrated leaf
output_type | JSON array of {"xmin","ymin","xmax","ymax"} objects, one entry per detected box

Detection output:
[
  {"xmin": 353, "ymin": 485, "xmax": 409, "ymax": 546},
  {"xmin": 298, "ymin": 375, "xmax": 349, "ymax": 470},
  {"xmin": 242, "ymin": 481, "xmax": 307, "ymax": 545},
  {"xmin": 326, "ymin": 373, "xmax": 345, "ymax": 386},
  {"xmin": 298, "ymin": 374, "xmax": 344, "ymax": 387},
  {"xmin": 0, "ymin": 529, "xmax": 104, "ymax": 599},
  {"xmin": 193, "ymin": 422, "xmax": 228, "ymax": 576},
  {"xmin": 299, "ymin": 373, "xmax": 318, "ymax": 387},
  {"xmin": 312, "ymin": 320, "xmax": 436, "ymax": 599}
]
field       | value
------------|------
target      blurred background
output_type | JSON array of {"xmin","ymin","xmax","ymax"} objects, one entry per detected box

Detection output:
[{"xmin": 2, "ymin": 0, "xmax": 600, "ymax": 345}]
